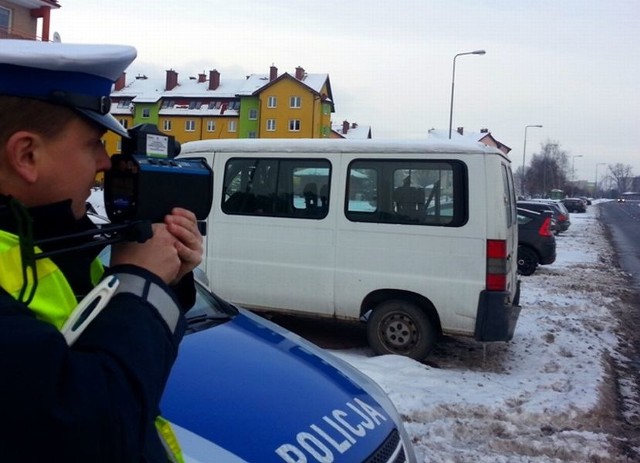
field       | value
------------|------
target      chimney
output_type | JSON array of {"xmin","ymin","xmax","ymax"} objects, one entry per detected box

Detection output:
[
  {"xmin": 342, "ymin": 120, "xmax": 349, "ymax": 134},
  {"xmin": 209, "ymin": 69, "xmax": 220, "ymax": 90},
  {"xmin": 457, "ymin": 127, "xmax": 464, "ymax": 135},
  {"xmin": 114, "ymin": 72, "xmax": 126, "ymax": 91},
  {"xmin": 198, "ymin": 73, "xmax": 207, "ymax": 83},
  {"xmin": 480, "ymin": 128, "xmax": 489, "ymax": 133},
  {"xmin": 295, "ymin": 66, "xmax": 305, "ymax": 80},
  {"xmin": 165, "ymin": 69, "xmax": 178, "ymax": 91},
  {"xmin": 269, "ymin": 65, "xmax": 278, "ymax": 81}
]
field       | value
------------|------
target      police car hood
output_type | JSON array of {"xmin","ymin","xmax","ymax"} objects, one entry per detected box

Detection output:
[{"xmin": 160, "ymin": 308, "xmax": 398, "ymax": 463}]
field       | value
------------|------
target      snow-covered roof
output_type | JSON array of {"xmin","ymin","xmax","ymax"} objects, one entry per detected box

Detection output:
[
  {"xmin": 13, "ymin": 0, "xmax": 60, "ymax": 8},
  {"xmin": 111, "ymin": 71, "xmax": 330, "ymax": 101},
  {"xmin": 332, "ymin": 122, "xmax": 372, "ymax": 139},
  {"xmin": 428, "ymin": 128, "xmax": 511, "ymax": 154}
]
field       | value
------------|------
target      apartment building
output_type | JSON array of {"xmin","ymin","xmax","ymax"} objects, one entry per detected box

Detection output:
[
  {"xmin": 0, "ymin": 0, "xmax": 59, "ymax": 41},
  {"xmin": 104, "ymin": 65, "xmax": 336, "ymax": 154}
]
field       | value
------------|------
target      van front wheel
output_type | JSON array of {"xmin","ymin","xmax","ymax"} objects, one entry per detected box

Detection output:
[{"xmin": 367, "ymin": 300, "xmax": 436, "ymax": 360}]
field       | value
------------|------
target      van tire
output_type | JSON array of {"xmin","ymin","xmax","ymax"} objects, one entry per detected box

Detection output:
[{"xmin": 367, "ymin": 300, "xmax": 436, "ymax": 360}]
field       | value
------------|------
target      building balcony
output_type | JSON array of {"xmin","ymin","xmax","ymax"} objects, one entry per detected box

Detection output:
[{"xmin": 0, "ymin": 26, "xmax": 40, "ymax": 41}]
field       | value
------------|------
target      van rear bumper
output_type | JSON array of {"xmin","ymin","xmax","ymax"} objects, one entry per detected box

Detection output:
[{"xmin": 474, "ymin": 281, "xmax": 521, "ymax": 342}]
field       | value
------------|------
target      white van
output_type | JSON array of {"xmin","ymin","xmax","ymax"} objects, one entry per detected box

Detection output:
[{"xmin": 179, "ymin": 138, "xmax": 521, "ymax": 360}]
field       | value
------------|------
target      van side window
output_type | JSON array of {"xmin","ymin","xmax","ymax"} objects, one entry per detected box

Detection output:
[
  {"xmin": 222, "ymin": 158, "xmax": 331, "ymax": 219},
  {"xmin": 346, "ymin": 160, "xmax": 467, "ymax": 226}
]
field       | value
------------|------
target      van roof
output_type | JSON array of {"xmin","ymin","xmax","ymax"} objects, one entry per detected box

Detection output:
[{"xmin": 179, "ymin": 138, "xmax": 509, "ymax": 159}]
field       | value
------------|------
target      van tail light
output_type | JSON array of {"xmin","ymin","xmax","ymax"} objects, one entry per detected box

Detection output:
[
  {"xmin": 539, "ymin": 217, "xmax": 553, "ymax": 237},
  {"xmin": 558, "ymin": 214, "xmax": 567, "ymax": 222},
  {"xmin": 486, "ymin": 239, "xmax": 508, "ymax": 291}
]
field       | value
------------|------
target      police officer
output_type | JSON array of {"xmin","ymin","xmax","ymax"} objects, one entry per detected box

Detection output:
[{"xmin": 0, "ymin": 40, "xmax": 203, "ymax": 461}]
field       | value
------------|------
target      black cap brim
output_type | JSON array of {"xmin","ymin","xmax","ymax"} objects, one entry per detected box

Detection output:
[{"xmin": 75, "ymin": 108, "xmax": 130, "ymax": 138}]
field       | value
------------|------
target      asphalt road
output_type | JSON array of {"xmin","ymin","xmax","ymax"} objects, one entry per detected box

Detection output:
[
  {"xmin": 599, "ymin": 200, "xmax": 640, "ymax": 289},
  {"xmin": 597, "ymin": 201, "xmax": 640, "ymax": 455}
]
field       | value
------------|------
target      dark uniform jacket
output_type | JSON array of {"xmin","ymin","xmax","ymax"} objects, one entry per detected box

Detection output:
[{"xmin": 0, "ymin": 196, "xmax": 195, "ymax": 462}]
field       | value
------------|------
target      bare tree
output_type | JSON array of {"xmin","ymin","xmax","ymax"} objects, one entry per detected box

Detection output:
[
  {"xmin": 608, "ymin": 163, "xmax": 634, "ymax": 193},
  {"xmin": 524, "ymin": 141, "xmax": 569, "ymax": 197}
]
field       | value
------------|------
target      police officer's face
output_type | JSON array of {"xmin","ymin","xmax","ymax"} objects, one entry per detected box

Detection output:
[{"xmin": 37, "ymin": 115, "xmax": 112, "ymax": 218}]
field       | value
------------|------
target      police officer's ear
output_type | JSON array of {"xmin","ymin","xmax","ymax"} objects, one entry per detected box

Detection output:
[{"xmin": 3, "ymin": 130, "xmax": 43, "ymax": 184}]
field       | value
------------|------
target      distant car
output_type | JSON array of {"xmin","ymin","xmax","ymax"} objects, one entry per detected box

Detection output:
[
  {"xmin": 516, "ymin": 207, "xmax": 556, "ymax": 276},
  {"xmin": 618, "ymin": 192, "xmax": 640, "ymax": 202},
  {"xmin": 562, "ymin": 197, "xmax": 587, "ymax": 213},
  {"xmin": 517, "ymin": 200, "xmax": 571, "ymax": 234},
  {"xmin": 95, "ymin": 244, "xmax": 417, "ymax": 463},
  {"xmin": 578, "ymin": 196, "xmax": 592, "ymax": 205}
]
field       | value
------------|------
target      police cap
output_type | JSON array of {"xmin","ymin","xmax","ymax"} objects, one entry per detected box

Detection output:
[{"xmin": 0, "ymin": 40, "xmax": 136, "ymax": 138}]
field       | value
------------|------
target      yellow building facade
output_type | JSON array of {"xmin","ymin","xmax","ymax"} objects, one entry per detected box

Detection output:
[{"xmin": 103, "ymin": 66, "xmax": 335, "ymax": 156}]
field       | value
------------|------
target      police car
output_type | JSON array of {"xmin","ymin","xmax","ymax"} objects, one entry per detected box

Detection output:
[{"xmin": 94, "ymin": 240, "xmax": 416, "ymax": 463}]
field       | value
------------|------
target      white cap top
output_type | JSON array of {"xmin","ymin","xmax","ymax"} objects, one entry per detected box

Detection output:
[{"xmin": 0, "ymin": 40, "xmax": 137, "ymax": 137}]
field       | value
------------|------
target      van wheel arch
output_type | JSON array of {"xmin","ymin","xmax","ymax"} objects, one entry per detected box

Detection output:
[{"xmin": 363, "ymin": 292, "xmax": 440, "ymax": 360}]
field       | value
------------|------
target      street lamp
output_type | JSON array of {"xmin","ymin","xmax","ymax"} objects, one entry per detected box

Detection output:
[
  {"xmin": 595, "ymin": 162, "xmax": 606, "ymax": 198},
  {"xmin": 521, "ymin": 125, "xmax": 542, "ymax": 196},
  {"xmin": 448, "ymin": 49, "xmax": 486, "ymax": 139},
  {"xmin": 570, "ymin": 155, "xmax": 583, "ymax": 196}
]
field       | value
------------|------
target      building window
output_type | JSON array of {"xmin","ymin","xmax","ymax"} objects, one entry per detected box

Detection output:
[
  {"xmin": 248, "ymin": 108, "xmax": 258, "ymax": 120},
  {"xmin": 267, "ymin": 96, "xmax": 277, "ymax": 108},
  {"xmin": 119, "ymin": 119, "xmax": 128, "ymax": 129},
  {"xmin": 0, "ymin": 7, "xmax": 10, "ymax": 34},
  {"xmin": 142, "ymin": 108, "xmax": 150, "ymax": 118},
  {"xmin": 288, "ymin": 120, "xmax": 301, "ymax": 132},
  {"xmin": 228, "ymin": 120, "xmax": 237, "ymax": 132},
  {"xmin": 248, "ymin": 131, "xmax": 257, "ymax": 138},
  {"xmin": 289, "ymin": 96, "xmax": 301, "ymax": 108},
  {"xmin": 207, "ymin": 120, "xmax": 216, "ymax": 132},
  {"xmin": 163, "ymin": 120, "xmax": 172, "ymax": 132},
  {"xmin": 266, "ymin": 119, "xmax": 276, "ymax": 131},
  {"xmin": 185, "ymin": 120, "xmax": 196, "ymax": 132}
]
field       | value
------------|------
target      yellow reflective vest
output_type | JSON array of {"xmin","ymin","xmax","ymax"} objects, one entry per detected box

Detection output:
[
  {"xmin": 0, "ymin": 228, "xmax": 184, "ymax": 463},
  {"xmin": 0, "ymin": 229, "xmax": 103, "ymax": 328}
]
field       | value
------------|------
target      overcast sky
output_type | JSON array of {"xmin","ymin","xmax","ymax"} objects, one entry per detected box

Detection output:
[{"xmin": 51, "ymin": 0, "xmax": 639, "ymax": 182}]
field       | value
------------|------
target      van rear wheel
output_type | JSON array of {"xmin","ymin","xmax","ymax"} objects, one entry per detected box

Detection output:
[{"xmin": 367, "ymin": 300, "xmax": 436, "ymax": 360}]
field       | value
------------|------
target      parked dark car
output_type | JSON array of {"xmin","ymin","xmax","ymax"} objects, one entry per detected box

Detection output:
[
  {"xmin": 517, "ymin": 207, "xmax": 557, "ymax": 275},
  {"xmin": 517, "ymin": 200, "xmax": 571, "ymax": 234},
  {"xmin": 562, "ymin": 197, "xmax": 587, "ymax": 213}
]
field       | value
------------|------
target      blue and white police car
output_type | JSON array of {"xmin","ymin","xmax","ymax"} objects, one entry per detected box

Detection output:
[{"xmin": 160, "ymin": 270, "xmax": 417, "ymax": 462}]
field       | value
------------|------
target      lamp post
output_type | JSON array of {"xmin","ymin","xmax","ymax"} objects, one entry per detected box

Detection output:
[
  {"xmin": 570, "ymin": 155, "xmax": 583, "ymax": 195},
  {"xmin": 448, "ymin": 49, "xmax": 486, "ymax": 139},
  {"xmin": 595, "ymin": 162, "xmax": 606, "ymax": 198},
  {"xmin": 521, "ymin": 124, "xmax": 543, "ymax": 196}
]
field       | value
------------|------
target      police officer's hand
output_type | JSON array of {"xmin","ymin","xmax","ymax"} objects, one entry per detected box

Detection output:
[
  {"xmin": 164, "ymin": 207, "xmax": 204, "ymax": 284},
  {"xmin": 110, "ymin": 223, "xmax": 181, "ymax": 284}
]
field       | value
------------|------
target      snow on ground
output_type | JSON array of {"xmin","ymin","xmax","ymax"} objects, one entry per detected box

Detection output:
[{"xmin": 332, "ymin": 202, "xmax": 639, "ymax": 462}]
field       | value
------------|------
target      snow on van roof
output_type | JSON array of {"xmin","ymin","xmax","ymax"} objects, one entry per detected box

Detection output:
[{"xmin": 179, "ymin": 138, "xmax": 507, "ymax": 157}]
